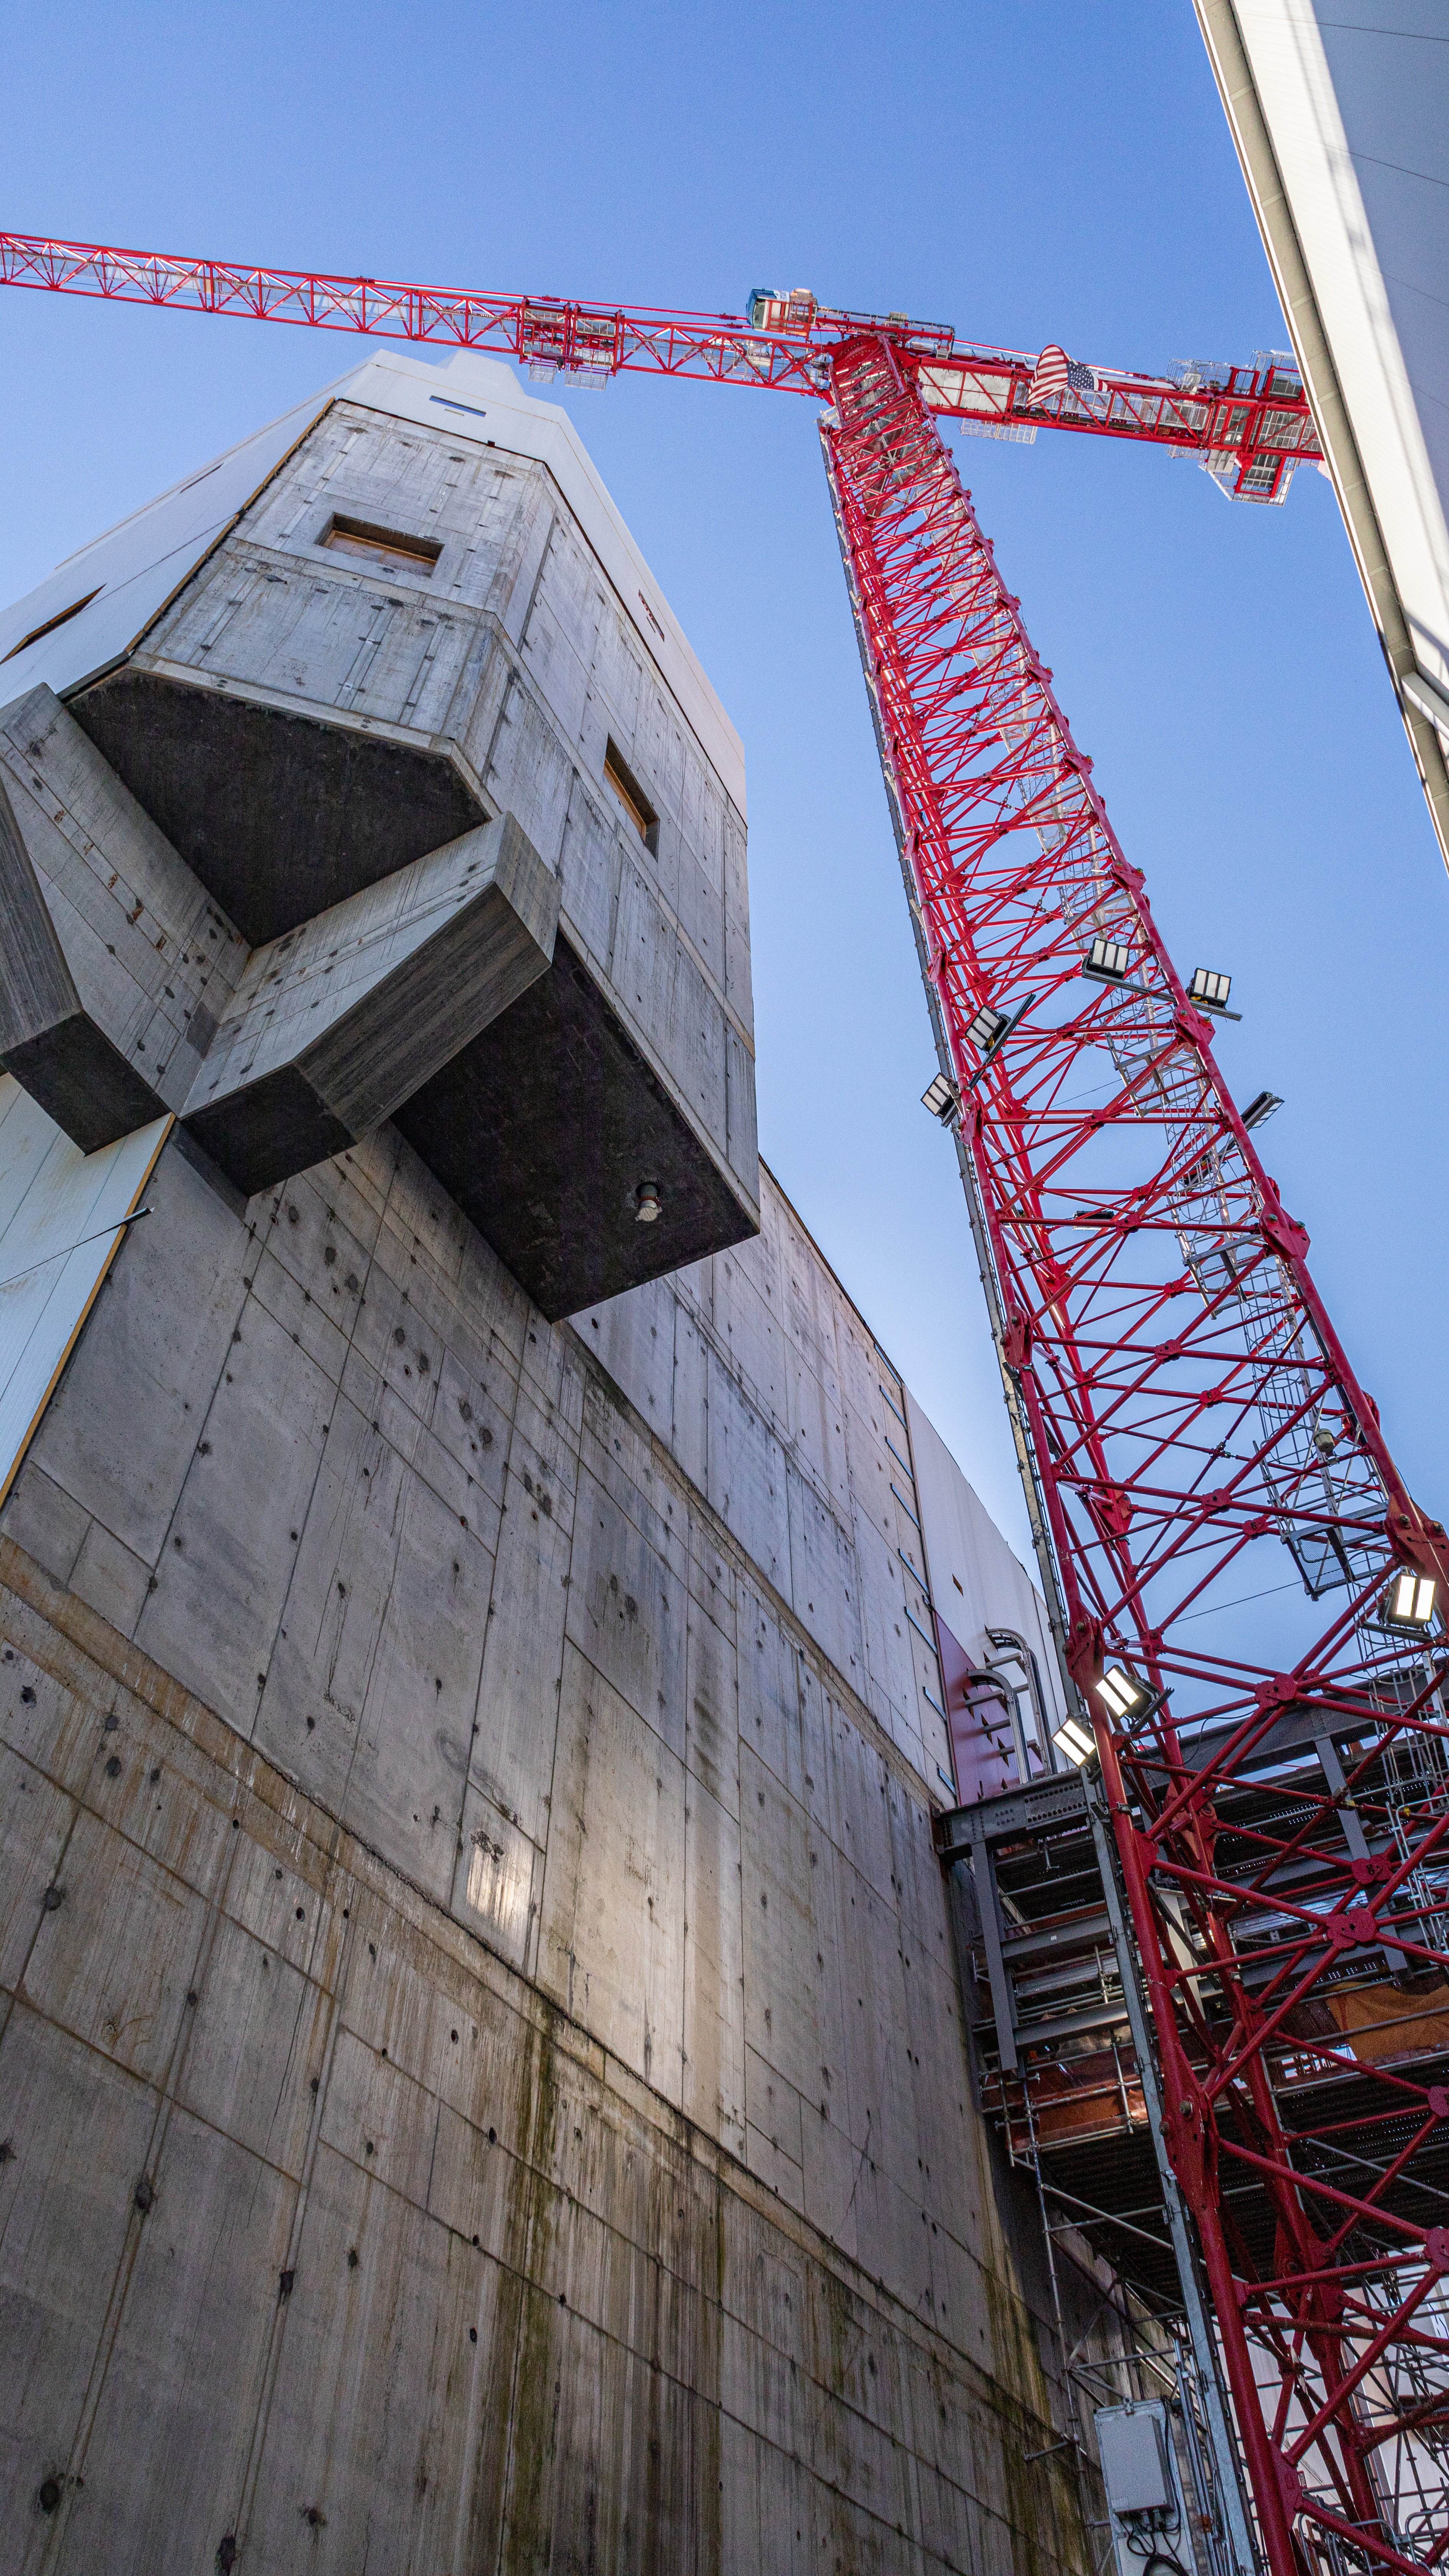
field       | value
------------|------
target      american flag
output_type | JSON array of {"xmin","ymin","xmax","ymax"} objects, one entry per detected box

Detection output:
[{"xmin": 1027, "ymin": 345, "xmax": 1098, "ymax": 406}]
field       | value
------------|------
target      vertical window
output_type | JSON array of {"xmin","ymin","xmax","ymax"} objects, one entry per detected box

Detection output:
[{"xmin": 604, "ymin": 739, "xmax": 659, "ymax": 853}]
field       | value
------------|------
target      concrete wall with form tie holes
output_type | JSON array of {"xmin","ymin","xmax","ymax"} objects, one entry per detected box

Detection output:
[
  {"xmin": 0, "ymin": 350, "xmax": 760, "ymax": 1316},
  {"xmin": 0, "ymin": 355, "xmax": 1106, "ymax": 2575}
]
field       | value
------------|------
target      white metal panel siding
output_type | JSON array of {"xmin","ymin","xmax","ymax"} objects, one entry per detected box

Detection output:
[
  {"xmin": 0, "ymin": 392, "xmax": 339, "ymax": 700},
  {"xmin": 1315, "ymin": 7, "xmax": 1449, "ymax": 519},
  {"xmin": 0, "ymin": 1076, "xmax": 168, "ymax": 1504},
  {"xmin": 903, "ymin": 1386, "xmax": 1065, "ymax": 1733},
  {"xmin": 1226, "ymin": 1, "xmax": 1449, "ymax": 698},
  {"xmin": 1193, "ymin": 0, "xmax": 1449, "ymax": 868}
]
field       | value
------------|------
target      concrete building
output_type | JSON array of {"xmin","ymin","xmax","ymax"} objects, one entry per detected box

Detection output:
[{"xmin": 0, "ymin": 354, "xmax": 1096, "ymax": 2574}]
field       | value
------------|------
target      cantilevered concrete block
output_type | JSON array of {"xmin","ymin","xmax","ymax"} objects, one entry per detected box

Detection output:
[
  {"xmin": 182, "ymin": 813, "xmax": 557, "ymax": 1197},
  {"xmin": 77, "ymin": 669, "xmax": 490, "ymax": 946},
  {"xmin": 398, "ymin": 934, "xmax": 739, "ymax": 1319},
  {"xmin": 0, "ymin": 350, "xmax": 760, "ymax": 1310},
  {"xmin": 0, "ymin": 687, "xmax": 247, "ymax": 1150}
]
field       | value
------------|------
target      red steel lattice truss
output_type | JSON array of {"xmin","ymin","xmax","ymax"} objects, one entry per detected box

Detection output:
[
  {"xmin": 0, "ymin": 229, "xmax": 1322, "ymax": 498},
  {"xmin": 1, "ymin": 235, "xmax": 1445, "ymax": 2573},
  {"xmin": 823, "ymin": 332, "xmax": 1449, "ymax": 2576}
]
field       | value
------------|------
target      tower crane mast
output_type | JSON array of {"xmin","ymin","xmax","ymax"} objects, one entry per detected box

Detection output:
[{"xmin": 3, "ymin": 231, "xmax": 1446, "ymax": 2576}]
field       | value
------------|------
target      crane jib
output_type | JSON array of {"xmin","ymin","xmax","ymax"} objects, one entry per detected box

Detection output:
[{"xmin": 0, "ymin": 229, "xmax": 1321, "ymax": 498}]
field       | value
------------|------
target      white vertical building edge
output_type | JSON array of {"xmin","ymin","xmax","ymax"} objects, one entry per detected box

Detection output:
[
  {"xmin": 0, "ymin": 1077, "xmax": 171, "ymax": 1506},
  {"xmin": 1230, "ymin": 2, "xmax": 1449, "ymax": 695},
  {"xmin": 1193, "ymin": 0, "xmax": 1449, "ymax": 872}
]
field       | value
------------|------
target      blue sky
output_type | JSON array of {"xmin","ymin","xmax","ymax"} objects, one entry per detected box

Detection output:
[{"xmin": 2, "ymin": 0, "xmax": 1444, "ymax": 1577}]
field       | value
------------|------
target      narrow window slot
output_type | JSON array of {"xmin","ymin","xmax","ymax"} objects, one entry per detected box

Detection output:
[
  {"xmin": 321, "ymin": 514, "xmax": 442, "ymax": 573},
  {"xmin": 2, "ymin": 587, "xmax": 103, "ymax": 662},
  {"xmin": 604, "ymin": 739, "xmax": 659, "ymax": 854}
]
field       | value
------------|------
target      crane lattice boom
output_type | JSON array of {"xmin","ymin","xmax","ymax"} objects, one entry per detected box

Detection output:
[{"xmin": 0, "ymin": 228, "xmax": 1321, "ymax": 501}]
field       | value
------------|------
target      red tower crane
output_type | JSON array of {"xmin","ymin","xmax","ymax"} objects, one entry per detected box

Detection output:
[{"xmin": 3, "ymin": 231, "xmax": 1447, "ymax": 2576}]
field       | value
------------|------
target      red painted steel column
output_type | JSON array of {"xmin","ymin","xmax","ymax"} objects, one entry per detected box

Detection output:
[{"xmin": 824, "ymin": 330, "xmax": 1449, "ymax": 2576}]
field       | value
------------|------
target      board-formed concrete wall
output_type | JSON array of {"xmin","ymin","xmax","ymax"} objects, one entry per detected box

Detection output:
[
  {"xmin": 94, "ymin": 376, "xmax": 759, "ymax": 1219},
  {"xmin": 0, "ymin": 355, "xmax": 1096, "ymax": 2572},
  {"xmin": 0, "ymin": 352, "xmax": 759, "ymax": 1316},
  {"xmin": 0, "ymin": 1112, "xmax": 1091, "ymax": 2574}
]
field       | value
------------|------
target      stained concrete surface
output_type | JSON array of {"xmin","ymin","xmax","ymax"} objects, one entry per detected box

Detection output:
[
  {"xmin": 0, "ymin": 355, "xmax": 1097, "ymax": 2573},
  {"xmin": 0, "ymin": 1129, "xmax": 1094, "ymax": 2573}
]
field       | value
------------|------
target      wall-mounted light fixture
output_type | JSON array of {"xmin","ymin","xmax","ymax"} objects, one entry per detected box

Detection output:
[
  {"xmin": 967, "ymin": 1003, "xmax": 1011, "ymax": 1055},
  {"xmin": 1083, "ymin": 935, "xmax": 1132, "ymax": 984},
  {"xmin": 1095, "ymin": 1662, "xmax": 1158, "ymax": 1723},
  {"xmin": 963, "ymin": 995, "xmax": 1037, "ymax": 1091}
]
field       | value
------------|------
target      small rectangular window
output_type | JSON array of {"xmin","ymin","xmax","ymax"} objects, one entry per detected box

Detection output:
[
  {"xmin": 322, "ymin": 515, "xmax": 442, "ymax": 572},
  {"xmin": 2, "ymin": 587, "xmax": 103, "ymax": 664},
  {"xmin": 604, "ymin": 739, "xmax": 659, "ymax": 851}
]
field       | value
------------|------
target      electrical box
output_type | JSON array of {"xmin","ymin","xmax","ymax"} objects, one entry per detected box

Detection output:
[
  {"xmin": 1096, "ymin": 2399, "xmax": 1198, "ymax": 2576},
  {"xmin": 1097, "ymin": 2402, "xmax": 1173, "ymax": 2514}
]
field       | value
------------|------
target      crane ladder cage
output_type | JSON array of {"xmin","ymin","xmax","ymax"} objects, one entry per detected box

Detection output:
[{"xmin": 823, "ymin": 334, "xmax": 1449, "ymax": 2576}]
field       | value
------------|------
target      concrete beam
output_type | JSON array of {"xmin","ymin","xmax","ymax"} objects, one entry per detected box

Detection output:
[
  {"xmin": 182, "ymin": 813, "xmax": 557, "ymax": 1198},
  {"xmin": 74, "ymin": 668, "xmax": 491, "ymax": 946}
]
